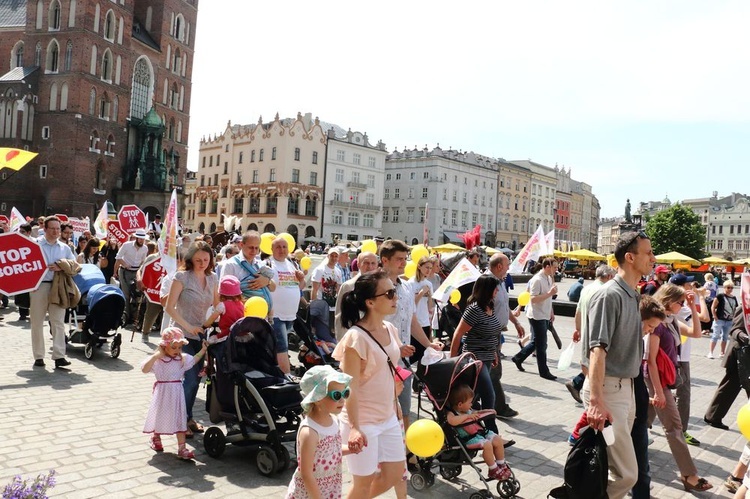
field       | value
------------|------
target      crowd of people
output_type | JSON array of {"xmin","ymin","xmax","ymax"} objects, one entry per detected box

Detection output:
[{"xmin": 5, "ymin": 215, "xmax": 750, "ymax": 498}]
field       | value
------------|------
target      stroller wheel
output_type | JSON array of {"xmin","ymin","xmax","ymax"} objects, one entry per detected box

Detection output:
[
  {"xmin": 110, "ymin": 343, "xmax": 121, "ymax": 358},
  {"xmin": 409, "ymin": 471, "xmax": 433, "ymax": 491},
  {"xmin": 256, "ymin": 446, "xmax": 279, "ymax": 476},
  {"xmin": 84, "ymin": 342, "xmax": 94, "ymax": 360},
  {"xmin": 496, "ymin": 476, "xmax": 520, "ymax": 498},
  {"xmin": 276, "ymin": 445, "xmax": 291, "ymax": 472},
  {"xmin": 440, "ymin": 465, "xmax": 462, "ymax": 481},
  {"xmin": 203, "ymin": 427, "xmax": 226, "ymax": 458},
  {"xmin": 470, "ymin": 492, "xmax": 492, "ymax": 499}
]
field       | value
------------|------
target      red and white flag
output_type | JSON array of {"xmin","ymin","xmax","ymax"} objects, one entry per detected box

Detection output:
[
  {"xmin": 509, "ymin": 224, "xmax": 548, "ymax": 274},
  {"xmin": 9, "ymin": 206, "xmax": 24, "ymax": 232},
  {"xmin": 158, "ymin": 189, "xmax": 179, "ymax": 276}
]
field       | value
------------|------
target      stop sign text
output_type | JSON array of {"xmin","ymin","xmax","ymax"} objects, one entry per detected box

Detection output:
[{"xmin": 0, "ymin": 233, "xmax": 48, "ymax": 296}]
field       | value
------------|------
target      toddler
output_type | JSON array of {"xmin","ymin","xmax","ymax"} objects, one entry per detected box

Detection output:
[
  {"xmin": 447, "ymin": 384, "xmax": 512, "ymax": 481},
  {"xmin": 204, "ymin": 275, "xmax": 245, "ymax": 340},
  {"xmin": 142, "ymin": 327, "xmax": 207, "ymax": 460},
  {"xmin": 285, "ymin": 365, "xmax": 356, "ymax": 498}
]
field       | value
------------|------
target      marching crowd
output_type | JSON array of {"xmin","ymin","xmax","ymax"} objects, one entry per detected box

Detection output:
[{"xmin": 4, "ymin": 215, "xmax": 750, "ymax": 498}]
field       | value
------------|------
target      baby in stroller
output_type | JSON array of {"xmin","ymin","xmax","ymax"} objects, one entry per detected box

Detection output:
[{"xmin": 447, "ymin": 384, "xmax": 512, "ymax": 481}]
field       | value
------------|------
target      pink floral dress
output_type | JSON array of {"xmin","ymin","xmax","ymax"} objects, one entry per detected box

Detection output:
[
  {"xmin": 142, "ymin": 354, "xmax": 196, "ymax": 435},
  {"xmin": 285, "ymin": 416, "xmax": 343, "ymax": 499}
]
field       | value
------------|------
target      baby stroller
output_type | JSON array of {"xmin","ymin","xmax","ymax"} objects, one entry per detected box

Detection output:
[
  {"xmin": 436, "ymin": 301, "xmax": 462, "ymax": 349},
  {"xmin": 292, "ymin": 308, "xmax": 338, "ymax": 376},
  {"xmin": 203, "ymin": 316, "xmax": 303, "ymax": 476},
  {"xmin": 411, "ymin": 353, "xmax": 521, "ymax": 499},
  {"xmin": 67, "ymin": 264, "xmax": 126, "ymax": 360}
]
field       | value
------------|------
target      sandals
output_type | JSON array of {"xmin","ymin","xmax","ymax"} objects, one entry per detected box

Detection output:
[
  {"xmin": 184, "ymin": 427, "xmax": 194, "ymax": 439},
  {"xmin": 149, "ymin": 435, "xmax": 163, "ymax": 452},
  {"xmin": 187, "ymin": 419, "xmax": 205, "ymax": 433},
  {"xmin": 681, "ymin": 476, "xmax": 712, "ymax": 492},
  {"xmin": 177, "ymin": 447, "xmax": 195, "ymax": 460}
]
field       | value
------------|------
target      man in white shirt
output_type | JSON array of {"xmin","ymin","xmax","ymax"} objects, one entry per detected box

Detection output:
[
  {"xmin": 334, "ymin": 251, "xmax": 378, "ymax": 340},
  {"xmin": 222, "ymin": 230, "xmax": 275, "ymax": 305},
  {"xmin": 31, "ymin": 216, "xmax": 76, "ymax": 369},
  {"xmin": 268, "ymin": 236, "xmax": 305, "ymax": 374},
  {"xmin": 310, "ymin": 247, "xmax": 343, "ymax": 342},
  {"xmin": 149, "ymin": 214, "xmax": 162, "ymax": 234},
  {"xmin": 113, "ymin": 229, "xmax": 149, "ymax": 324}
]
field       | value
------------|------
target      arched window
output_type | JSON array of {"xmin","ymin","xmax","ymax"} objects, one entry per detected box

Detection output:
[
  {"xmin": 172, "ymin": 48, "xmax": 180, "ymax": 73},
  {"xmin": 64, "ymin": 41, "xmax": 72, "ymax": 71},
  {"xmin": 89, "ymin": 88, "xmax": 96, "ymax": 115},
  {"xmin": 48, "ymin": 0, "xmax": 61, "ymax": 30},
  {"xmin": 99, "ymin": 92, "xmax": 111, "ymax": 120},
  {"xmin": 68, "ymin": 0, "xmax": 76, "ymax": 27},
  {"xmin": 104, "ymin": 10, "xmax": 116, "ymax": 41},
  {"xmin": 305, "ymin": 196, "xmax": 317, "ymax": 217},
  {"xmin": 106, "ymin": 134, "xmax": 115, "ymax": 155},
  {"xmin": 168, "ymin": 118, "xmax": 174, "ymax": 140},
  {"xmin": 101, "ymin": 49, "xmax": 112, "ymax": 81},
  {"xmin": 130, "ymin": 56, "xmax": 153, "ymax": 119},
  {"xmin": 170, "ymin": 82, "xmax": 178, "ymax": 108},
  {"xmin": 60, "ymin": 83, "xmax": 69, "ymax": 110},
  {"xmin": 248, "ymin": 195, "xmax": 260, "ymax": 214},
  {"xmin": 11, "ymin": 41, "xmax": 23, "ymax": 69},
  {"xmin": 45, "ymin": 39, "xmax": 59, "ymax": 73},
  {"xmin": 266, "ymin": 193, "xmax": 278, "ymax": 214},
  {"xmin": 115, "ymin": 55, "xmax": 121, "ymax": 84},
  {"xmin": 112, "ymin": 95, "xmax": 118, "ymax": 122},
  {"xmin": 177, "ymin": 120, "xmax": 182, "ymax": 143},
  {"xmin": 90, "ymin": 44, "xmax": 97, "ymax": 74},
  {"xmin": 49, "ymin": 83, "xmax": 58, "ymax": 111},
  {"xmin": 173, "ymin": 14, "xmax": 185, "ymax": 41},
  {"xmin": 89, "ymin": 129, "xmax": 99, "ymax": 150},
  {"xmin": 95, "ymin": 160, "xmax": 105, "ymax": 189},
  {"xmin": 288, "ymin": 194, "xmax": 299, "ymax": 215},
  {"xmin": 93, "ymin": 4, "xmax": 100, "ymax": 32},
  {"xmin": 34, "ymin": 42, "xmax": 41, "ymax": 66}
]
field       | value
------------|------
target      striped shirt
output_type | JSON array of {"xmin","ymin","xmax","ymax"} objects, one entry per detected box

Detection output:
[{"xmin": 460, "ymin": 303, "xmax": 501, "ymax": 364}]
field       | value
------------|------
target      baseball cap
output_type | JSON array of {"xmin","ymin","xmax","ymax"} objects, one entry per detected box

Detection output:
[
  {"xmin": 328, "ymin": 247, "xmax": 340, "ymax": 255},
  {"xmin": 654, "ymin": 265, "xmax": 670, "ymax": 274},
  {"xmin": 669, "ymin": 274, "xmax": 694, "ymax": 286},
  {"xmin": 230, "ymin": 234, "xmax": 242, "ymax": 243}
]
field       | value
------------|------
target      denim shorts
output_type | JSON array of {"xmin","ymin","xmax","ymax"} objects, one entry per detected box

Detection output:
[{"xmin": 272, "ymin": 318, "xmax": 292, "ymax": 353}]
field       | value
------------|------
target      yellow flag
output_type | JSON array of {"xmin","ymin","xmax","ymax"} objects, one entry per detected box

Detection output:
[{"xmin": 0, "ymin": 148, "xmax": 37, "ymax": 171}]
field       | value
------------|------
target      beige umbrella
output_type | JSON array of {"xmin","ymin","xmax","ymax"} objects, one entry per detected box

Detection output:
[
  {"xmin": 654, "ymin": 251, "xmax": 700, "ymax": 265},
  {"xmin": 564, "ymin": 249, "xmax": 607, "ymax": 261},
  {"xmin": 702, "ymin": 256, "xmax": 735, "ymax": 265},
  {"xmin": 432, "ymin": 243, "xmax": 466, "ymax": 253}
]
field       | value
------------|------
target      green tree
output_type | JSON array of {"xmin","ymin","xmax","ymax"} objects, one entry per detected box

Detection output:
[{"xmin": 644, "ymin": 203, "xmax": 706, "ymax": 259}]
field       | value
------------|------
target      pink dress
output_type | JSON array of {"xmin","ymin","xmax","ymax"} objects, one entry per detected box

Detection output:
[
  {"xmin": 142, "ymin": 354, "xmax": 196, "ymax": 435},
  {"xmin": 285, "ymin": 416, "xmax": 343, "ymax": 499}
]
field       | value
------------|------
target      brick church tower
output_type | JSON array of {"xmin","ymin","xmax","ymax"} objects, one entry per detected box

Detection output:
[{"xmin": 0, "ymin": 0, "xmax": 198, "ymax": 220}]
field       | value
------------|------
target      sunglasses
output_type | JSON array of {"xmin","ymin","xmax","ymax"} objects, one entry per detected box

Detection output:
[
  {"xmin": 373, "ymin": 289, "xmax": 397, "ymax": 300},
  {"xmin": 327, "ymin": 388, "xmax": 351, "ymax": 401}
]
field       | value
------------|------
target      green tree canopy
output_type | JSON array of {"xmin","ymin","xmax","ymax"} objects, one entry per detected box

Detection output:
[{"xmin": 644, "ymin": 203, "xmax": 707, "ymax": 259}]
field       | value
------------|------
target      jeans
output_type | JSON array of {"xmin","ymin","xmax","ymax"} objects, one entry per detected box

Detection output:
[
  {"xmin": 272, "ymin": 318, "xmax": 292, "ymax": 353},
  {"xmin": 515, "ymin": 318, "xmax": 551, "ymax": 377},
  {"xmin": 183, "ymin": 338, "xmax": 204, "ymax": 420},
  {"xmin": 571, "ymin": 372, "xmax": 586, "ymax": 391},
  {"xmin": 474, "ymin": 363, "xmax": 498, "ymax": 434},
  {"xmin": 630, "ymin": 370, "xmax": 651, "ymax": 499}
]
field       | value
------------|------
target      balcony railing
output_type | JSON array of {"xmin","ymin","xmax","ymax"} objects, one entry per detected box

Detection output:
[
  {"xmin": 346, "ymin": 181, "xmax": 368, "ymax": 190},
  {"xmin": 330, "ymin": 199, "xmax": 381, "ymax": 211}
]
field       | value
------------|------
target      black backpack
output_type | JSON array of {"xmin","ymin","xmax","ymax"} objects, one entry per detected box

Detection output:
[{"xmin": 549, "ymin": 426, "xmax": 609, "ymax": 499}]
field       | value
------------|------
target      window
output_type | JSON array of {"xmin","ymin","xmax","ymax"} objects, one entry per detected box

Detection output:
[
  {"xmin": 335, "ymin": 169, "xmax": 344, "ymax": 183},
  {"xmin": 368, "ymin": 156, "xmax": 376, "ymax": 167},
  {"xmin": 46, "ymin": 39, "xmax": 60, "ymax": 73},
  {"xmin": 334, "ymin": 188, "xmax": 343, "ymax": 201},
  {"xmin": 442, "ymin": 210, "xmax": 447, "ymax": 225},
  {"xmin": 350, "ymin": 192, "xmax": 359, "ymax": 204},
  {"xmin": 213, "ymin": 173, "xmax": 218, "ymax": 184},
  {"xmin": 332, "ymin": 210, "xmax": 343, "ymax": 225},
  {"xmin": 266, "ymin": 194, "xmax": 277, "ymax": 214},
  {"xmin": 236, "ymin": 171, "xmax": 242, "ymax": 184},
  {"xmin": 473, "ymin": 194, "xmax": 477, "ymax": 205},
  {"xmin": 395, "ymin": 173, "xmax": 401, "ymax": 180},
  {"xmin": 294, "ymin": 148, "xmax": 300, "ymax": 161},
  {"xmin": 305, "ymin": 196, "xmax": 317, "ymax": 217},
  {"xmin": 259, "ymin": 149, "xmax": 264, "ymax": 161},
  {"xmin": 233, "ymin": 196, "xmax": 243, "ymax": 213},
  {"xmin": 200, "ymin": 175, "xmax": 205, "ymax": 186},
  {"xmin": 99, "ymin": 93, "xmax": 111, "ymax": 119},
  {"xmin": 394, "ymin": 188, "xmax": 400, "ymax": 199},
  {"xmin": 288, "ymin": 195, "xmax": 299, "ymax": 215},
  {"xmin": 363, "ymin": 213, "xmax": 374, "ymax": 227},
  {"xmin": 223, "ymin": 162, "xmax": 228, "ymax": 175},
  {"xmin": 221, "ymin": 186, "xmax": 227, "ymax": 198},
  {"xmin": 42, "ymin": 126, "xmax": 50, "ymax": 139},
  {"xmin": 336, "ymin": 150, "xmax": 345, "ymax": 161},
  {"xmin": 463, "ymin": 193, "xmax": 467, "ymax": 204},
  {"xmin": 419, "ymin": 208, "xmax": 425, "ymax": 223},
  {"xmin": 312, "ymin": 151, "xmax": 318, "ymax": 164},
  {"xmin": 422, "ymin": 187, "xmax": 428, "ymax": 199},
  {"xmin": 392, "ymin": 209, "xmax": 399, "ymax": 223},
  {"xmin": 451, "ymin": 211, "xmax": 457, "ymax": 225},
  {"xmin": 198, "ymin": 198, "xmax": 206, "ymax": 213},
  {"xmin": 462, "ymin": 212, "xmax": 467, "ymax": 226},
  {"xmin": 272, "ymin": 147, "xmax": 277, "ymax": 160},
  {"xmin": 39, "ymin": 164, "xmax": 48, "ymax": 178},
  {"xmin": 252, "ymin": 170, "xmax": 258, "ymax": 183},
  {"xmin": 209, "ymin": 156, "xmax": 213, "ymax": 167},
  {"xmin": 250, "ymin": 150, "xmax": 255, "ymax": 162},
  {"xmin": 310, "ymin": 171, "xmax": 317, "ymax": 185},
  {"xmin": 291, "ymin": 169, "xmax": 300, "ymax": 183},
  {"xmin": 104, "ymin": 10, "xmax": 115, "ymax": 40},
  {"xmin": 367, "ymin": 174, "xmax": 375, "ymax": 188},
  {"xmin": 407, "ymin": 209, "xmax": 414, "ymax": 223},
  {"xmin": 348, "ymin": 212, "xmax": 359, "ymax": 226},
  {"xmin": 410, "ymin": 172, "xmax": 415, "ymax": 180},
  {"xmin": 443, "ymin": 189, "xmax": 447, "ymax": 200},
  {"xmin": 11, "ymin": 41, "xmax": 23, "ymax": 68},
  {"xmin": 353, "ymin": 153, "xmax": 360, "ymax": 165},
  {"xmin": 269, "ymin": 168, "xmax": 276, "ymax": 182},
  {"xmin": 472, "ymin": 213, "xmax": 477, "ymax": 225},
  {"xmin": 481, "ymin": 196, "xmax": 485, "ymax": 206},
  {"xmin": 383, "ymin": 209, "xmax": 389, "ymax": 223},
  {"xmin": 384, "ymin": 188, "xmax": 389, "ymax": 199},
  {"xmin": 386, "ymin": 174, "xmax": 392, "ymax": 180},
  {"xmin": 352, "ymin": 171, "xmax": 360, "ymax": 184},
  {"xmin": 35, "ymin": 42, "xmax": 41, "ymax": 66},
  {"xmin": 408, "ymin": 188, "xmax": 414, "ymax": 199},
  {"xmin": 49, "ymin": 0, "xmax": 61, "ymax": 30},
  {"xmin": 248, "ymin": 196, "xmax": 260, "ymax": 214},
  {"xmin": 210, "ymin": 198, "xmax": 218, "ymax": 214},
  {"xmin": 366, "ymin": 193, "xmax": 374, "ymax": 206},
  {"xmin": 130, "ymin": 57, "xmax": 153, "ymax": 120},
  {"xmin": 238, "ymin": 151, "xmax": 243, "ymax": 163}
]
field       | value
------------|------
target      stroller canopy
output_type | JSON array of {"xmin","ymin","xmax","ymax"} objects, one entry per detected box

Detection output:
[
  {"xmin": 87, "ymin": 283, "xmax": 125, "ymax": 310},
  {"xmin": 73, "ymin": 264, "xmax": 107, "ymax": 295},
  {"xmin": 226, "ymin": 317, "xmax": 281, "ymax": 377},
  {"xmin": 417, "ymin": 353, "xmax": 482, "ymax": 411}
]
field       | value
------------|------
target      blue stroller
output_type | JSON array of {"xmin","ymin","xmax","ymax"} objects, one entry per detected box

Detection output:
[{"xmin": 67, "ymin": 264, "xmax": 126, "ymax": 360}]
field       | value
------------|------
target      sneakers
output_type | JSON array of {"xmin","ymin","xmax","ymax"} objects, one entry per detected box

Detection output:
[
  {"xmin": 497, "ymin": 407, "xmax": 519, "ymax": 419},
  {"xmin": 568, "ymin": 434, "xmax": 578, "ymax": 446},
  {"xmin": 706, "ymin": 352, "xmax": 715, "ymax": 359},
  {"xmin": 565, "ymin": 380, "xmax": 583, "ymax": 403},
  {"xmin": 725, "ymin": 474, "xmax": 742, "ymax": 493},
  {"xmin": 489, "ymin": 463, "xmax": 512, "ymax": 481},
  {"xmin": 177, "ymin": 447, "xmax": 195, "ymax": 460},
  {"xmin": 150, "ymin": 435, "xmax": 164, "ymax": 452},
  {"xmin": 684, "ymin": 432, "xmax": 700, "ymax": 446}
]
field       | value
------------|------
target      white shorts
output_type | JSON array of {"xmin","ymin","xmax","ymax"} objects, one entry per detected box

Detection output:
[{"xmin": 340, "ymin": 414, "xmax": 405, "ymax": 476}]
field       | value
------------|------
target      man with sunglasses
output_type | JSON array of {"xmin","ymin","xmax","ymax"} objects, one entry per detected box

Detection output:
[{"xmin": 581, "ymin": 230, "xmax": 656, "ymax": 499}]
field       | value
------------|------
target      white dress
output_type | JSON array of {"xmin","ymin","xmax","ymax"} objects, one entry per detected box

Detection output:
[{"xmin": 142, "ymin": 354, "xmax": 196, "ymax": 435}]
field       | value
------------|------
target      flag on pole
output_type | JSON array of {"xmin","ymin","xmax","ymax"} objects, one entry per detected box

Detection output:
[
  {"xmin": 158, "ymin": 189, "xmax": 179, "ymax": 276},
  {"xmin": 423, "ymin": 203, "xmax": 429, "ymax": 246},
  {"xmin": 0, "ymin": 148, "xmax": 37, "ymax": 171},
  {"xmin": 509, "ymin": 224, "xmax": 548, "ymax": 274},
  {"xmin": 94, "ymin": 202, "xmax": 108, "ymax": 237},
  {"xmin": 545, "ymin": 230, "xmax": 555, "ymax": 255},
  {"xmin": 9, "ymin": 206, "xmax": 25, "ymax": 232}
]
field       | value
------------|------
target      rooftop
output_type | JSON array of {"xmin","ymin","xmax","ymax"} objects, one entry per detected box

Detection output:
[
  {"xmin": 0, "ymin": 65, "xmax": 38, "ymax": 82},
  {"xmin": 0, "ymin": 0, "xmax": 26, "ymax": 28}
]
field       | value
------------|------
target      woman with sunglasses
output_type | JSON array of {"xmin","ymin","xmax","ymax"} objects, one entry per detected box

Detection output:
[
  {"xmin": 333, "ymin": 270, "xmax": 411, "ymax": 498},
  {"xmin": 449, "ymin": 274, "xmax": 502, "ymax": 434}
]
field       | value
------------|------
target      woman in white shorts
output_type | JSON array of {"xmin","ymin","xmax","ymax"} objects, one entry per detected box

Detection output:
[{"xmin": 333, "ymin": 270, "xmax": 412, "ymax": 498}]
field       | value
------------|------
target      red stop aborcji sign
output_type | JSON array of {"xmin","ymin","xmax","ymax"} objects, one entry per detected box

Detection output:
[
  {"xmin": 107, "ymin": 221, "xmax": 129, "ymax": 245},
  {"xmin": 0, "ymin": 233, "xmax": 48, "ymax": 296},
  {"xmin": 141, "ymin": 257, "xmax": 167, "ymax": 304},
  {"xmin": 117, "ymin": 204, "xmax": 147, "ymax": 235}
]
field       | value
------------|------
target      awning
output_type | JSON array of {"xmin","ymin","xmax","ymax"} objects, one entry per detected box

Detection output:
[{"xmin": 442, "ymin": 231, "xmax": 466, "ymax": 245}]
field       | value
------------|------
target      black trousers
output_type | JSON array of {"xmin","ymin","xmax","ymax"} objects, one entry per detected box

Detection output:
[{"xmin": 705, "ymin": 349, "xmax": 750, "ymax": 422}]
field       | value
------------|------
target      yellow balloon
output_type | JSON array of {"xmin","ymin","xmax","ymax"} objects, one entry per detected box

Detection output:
[
  {"xmin": 406, "ymin": 419, "xmax": 445, "ymax": 458},
  {"xmin": 449, "ymin": 289, "xmax": 461, "ymax": 305},
  {"xmin": 361, "ymin": 239, "xmax": 377, "ymax": 254},
  {"xmin": 404, "ymin": 261, "xmax": 417, "ymax": 279},
  {"xmin": 260, "ymin": 232, "xmax": 275, "ymax": 255},
  {"xmin": 607, "ymin": 254, "xmax": 618, "ymax": 269},
  {"xmin": 244, "ymin": 296, "xmax": 269, "ymax": 319},
  {"xmin": 279, "ymin": 232, "xmax": 296, "ymax": 253},
  {"xmin": 739, "ymin": 403, "xmax": 750, "ymax": 440},
  {"xmin": 517, "ymin": 291, "xmax": 531, "ymax": 307},
  {"xmin": 300, "ymin": 256, "xmax": 311, "ymax": 271},
  {"xmin": 410, "ymin": 244, "xmax": 429, "ymax": 263},
  {"xmin": 99, "ymin": 239, "xmax": 106, "ymax": 250},
  {"xmin": 681, "ymin": 335, "xmax": 687, "ymax": 344}
]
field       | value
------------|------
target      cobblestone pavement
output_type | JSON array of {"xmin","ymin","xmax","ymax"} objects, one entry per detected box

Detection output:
[{"xmin": 0, "ymin": 301, "xmax": 746, "ymax": 498}]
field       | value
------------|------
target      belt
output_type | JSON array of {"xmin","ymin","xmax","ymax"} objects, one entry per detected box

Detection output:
[{"xmin": 122, "ymin": 268, "xmax": 139, "ymax": 272}]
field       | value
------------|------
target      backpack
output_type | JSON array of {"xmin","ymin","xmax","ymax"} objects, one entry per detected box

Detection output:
[
  {"xmin": 639, "ymin": 279, "xmax": 659, "ymax": 295},
  {"xmin": 549, "ymin": 426, "xmax": 609, "ymax": 499}
]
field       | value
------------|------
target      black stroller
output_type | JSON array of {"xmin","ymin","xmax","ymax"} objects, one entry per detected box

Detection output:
[
  {"xmin": 203, "ymin": 317, "xmax": 303, "ymax": 476},
  {"xmin": 67, "ymin": 264, "xmax": 126, "ymax": 360},
  {"xmin": 291, "ymin": 308, "xmax": 339, "ymax": 376},
  {"xmin": 411, "ymin": 353, "xmax": 521, "ymax": 499}
]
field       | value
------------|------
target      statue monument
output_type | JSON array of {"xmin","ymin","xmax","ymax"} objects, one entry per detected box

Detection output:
[{"xmin": 625, "ymin": 199, "xmax": 632, "ymax": 223}]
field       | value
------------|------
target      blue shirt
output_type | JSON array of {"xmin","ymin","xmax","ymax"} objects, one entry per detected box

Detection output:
[{"xmin": 37, "ymin": 237, "xmax": 76, "ymax": 282}]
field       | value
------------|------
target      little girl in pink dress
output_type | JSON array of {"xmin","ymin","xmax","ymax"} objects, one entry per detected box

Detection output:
[{"xmin": 142, "ymin": 327, "xmax": 207, "ymax": 460}]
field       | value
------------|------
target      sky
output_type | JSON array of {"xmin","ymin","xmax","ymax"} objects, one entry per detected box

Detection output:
[{"xmin": 187, "ymin": 1, "xmax": 750, "ymax": 218}]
